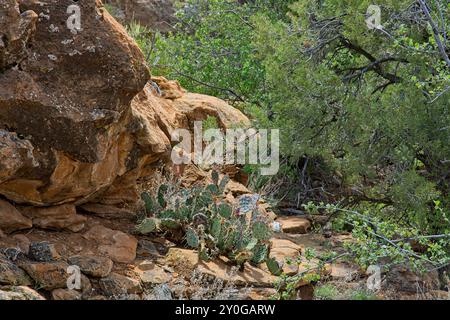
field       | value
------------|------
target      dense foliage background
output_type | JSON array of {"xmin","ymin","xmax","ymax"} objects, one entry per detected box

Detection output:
[{"xmin": 126, "ymin": 0, "xmax": 449, "ymax": 279}]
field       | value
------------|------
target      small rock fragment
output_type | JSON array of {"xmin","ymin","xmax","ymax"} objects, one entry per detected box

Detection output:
[
  {"xmin": 29, "ymin": 241, "xmax": 60, "ymax": 262},
  {"xmin": 99, "ymin": 273, "xmax": 143, "ymax": 296}
]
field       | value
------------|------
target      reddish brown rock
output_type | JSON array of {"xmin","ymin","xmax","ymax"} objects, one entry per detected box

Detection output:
[
  {"xmin": 0, "ymin": 254, "xmax": 32, "ymax": 286},
  {"xmin": 268, "ymin": 239, "xmax": 302, "ymax": 276},
  {"xmin": 0, "ymin": 0, "xmax": 150, "ymax": 206},
  {"xmin": 10, "ymin": 234, "xmax": 31, "ymax": 255},
  {"xmin": 386, "ymin": 266, "xmax": 441, "ymax": 293},
  {"xmin": 78, "ymin": 203, "xmax": 135, "ymax": 217},
  {"xmin": 276, "ymin": 216, "xmax": 311, "ymax": 234},
  {"xmin": 19, "ymin": 261, "xmax": 70, "ymax": 290},
  {"xmin": 99, "ymin": 272, "xmax": 143, "ymax": 296},
  {"xmin": 68, "ymin": 255, "xmax": 113, "ymax": 278},
  {"xmin": 21, "ymin": 204, "xmax": 86, "ymax": 232},
  {"xmin": 51, "ymin": 288, "xmax": 82, "ymax": 300},
  {"xmin": 83, "ymin": 225, "xmax": 138, "ymax": 263},
  {"xmin": 0, "ymin": 0, "xmax": 37, "ymax": 70},
  {"xmin": 0, "ymin": 199, "xmax": 32, "ymax": 233},
  {"xmin": 134, "ymin": 261, "xmax": 171, "ymax": 285},
  {"xmin": 330, "ymin": 262, "xmax": 361, "ymax": 281},
  {"xmin": 0, "ymin": 1, "xmax": 250, "ymax": 211}
]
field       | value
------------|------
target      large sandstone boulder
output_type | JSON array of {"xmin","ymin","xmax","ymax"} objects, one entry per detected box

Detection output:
[
  {"xmin": 0, "ymin": 0, "xmax": 149, "ymax": 205},
  {"xmin": 0, "ymin": 0, "xmax": 249, "ymax": 210}
]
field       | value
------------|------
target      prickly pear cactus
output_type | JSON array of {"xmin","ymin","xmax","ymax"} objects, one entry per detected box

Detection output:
[
  {"xmin": 252, "ymin": 221, "xmax": 272, "ymax": 241},
  {"xmin": 266, "ymin": 257, "xmax": 282, "ymax": 276},
  {"xmin": 217, "ymin": 203, "xmax": 232, "ymax": 218},
  {"xmin": 137, "ymin": 170, "xmax": 273, "ymax": 267},
  {"xmin": 141, "ymin": 192, "xmax": 155, "ymax": 214},
  {"xmin": 186, "ymin": 228, "xmax": 199, "ymax": 248},
  {"xmin": 158, "ymin": 184, "xmax": 168, "ymax": 208},
  {"xmin": 252, "ymin": 244, "xmax": 269, "ymax": 264},
  {"xmin": 136, "ymin": 217, "xmax": 158, "ymax": 234}
]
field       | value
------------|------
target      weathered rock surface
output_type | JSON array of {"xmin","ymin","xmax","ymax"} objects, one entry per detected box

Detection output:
[
  {"xmin": 21, "ymin": 205, "xmax": 86, "ymax": 232},
  {"xmin": 18, "ymin": 261, "xmax": 69, "ymax": 290},
  {"xmin": 268, "ymin": 239, "xmax": 302, "ymax": 276},
  {"xmin": 28, "ymin": 241, "xmax": 60, "ymax": 262},
  {"xmin": 0, "ymin": 0, "xmax": 151, "ymax": 206},
  {"xmin": 330, "ymin": 262, "xmax": 360, "ymax": 281},
  {"xmin": 0, "ymin": 199, "xmax": 32, "ymax": 233},
  {"xmin": 0, "ymin": 254, "xmax": 32, "ymax": 286},
  {"xmin": 136, "ymin": 238, "xmax": 173, "ymax": 258},
  {"xmin": 386, "ymin": 266, "xmax": 441, "ymax": 293},
  {"xmin": 68, "ymin": 255, "xmax": 113, "ymax": 278},
  {"xmin": 134, "ymin": 260, "xmax": 172, "ymax": 286},
  {"xmin": 83, "ymin": 225, "xmax": 137, "ymax": 263},
  {"xmin": 165, "ymin": 248, "xmax": 277, "ymax": 287},
  {"xmin": 99, "ymin": 272, "xmax": 143, "ymax": 296},
  {"xmin": 0, "ymin": 0, "xmax": 37, "ymax": 71},
  {"xmin": 0, "ymin": 0, "xmax": 249, "ymax": 213},
  {"xmin": 276, "ymin": 216, "xmax": 311, "ymax": 234},
  {"xmin": 0, "ymin": 286, "xmax": 45, "ymax": 300},
  {"xmin": 51, "ymin": 288, "xmax": 82, "ymax": 300},
  {"xmin": 10, "ymin": 234, "xmax": 31, "ymax": 254}
]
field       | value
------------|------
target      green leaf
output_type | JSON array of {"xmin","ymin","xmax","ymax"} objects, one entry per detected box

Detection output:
[
  {"xmin": 186, "ymin": 228, "xmax": 200, "ymax": 248},
  {"xmin": 199, "ymin": 248, "xmax": 211, "ymax": 262},
  {"xmin": 210, "ymin": 217, "xmax": 222, "ymax": 239},
  {"xmin": 159, "ymin": 209, "xmax": 177, "ymax": 219},
  {"xmin": 141, "ymin": 192, "xmax": 154, "ymax": 213},
  {"xmin": 136, "ymin": 218, "xmax": 158, "ymax": 234},
  {"xmin": 158, "ymin": 184, "xmax": 168, "ymax": 208},
  {"xmin": 160, "ymin": 218, "xmax": 181, "ymax": 230},
  {"xmin": 218, "ymin": 175, "xmax": 230, "ymax": 193},
  {"xmin": 266, "ymin": 257, "xmax": 282, "ymax": 276},
  {"xmin": 212, "ymin": 170, "xmax": 219, "ymax": 185},
  {"xmin": 252, "ymin": 244, "xmax": 269, "ymax": 264},
  {"xmin": 206, "ymin": 184, "xmax": 219, "ymax": 195},
  {"xmin": 245, "ymin": 238, "xmax": 258, "ymax": 251},
  {"xmin": 218, "ymin": 203, "xmax": 232, "ymax": 219},
  {"xmin": 252, "ymin": 221, "xmax": 272, "ymax": 241}
]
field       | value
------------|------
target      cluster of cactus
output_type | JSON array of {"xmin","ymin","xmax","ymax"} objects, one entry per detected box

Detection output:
[{"xmin": 137, "ymin": 171, "xmax": 276, "ymax": 270}]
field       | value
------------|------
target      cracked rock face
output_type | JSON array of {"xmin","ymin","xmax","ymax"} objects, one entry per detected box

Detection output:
[
  {"xmin": 0, "ymin": 0, "xmax": 249, "ymax": 208},
  {"xmin": 0, "ymin": 0, "xmax": 150, "ymax": 205},
  {"xmin": 0, "ymin": 0, "xmax": 38, "ymax": 71}
]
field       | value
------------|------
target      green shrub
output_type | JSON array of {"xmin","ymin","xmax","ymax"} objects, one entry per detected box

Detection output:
[
  {"xmin": 349, "ymin": 290, "xmax": 378, "ymax": 301},
  {"xmin": 314, "ymin": 284, "xmax": 339, "ymax": 300},
  {"xmin": 127, "ymin": 0, "xmax": 450, "ymax": 286}
]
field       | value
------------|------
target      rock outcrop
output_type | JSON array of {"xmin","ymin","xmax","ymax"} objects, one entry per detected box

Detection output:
[
  {"xmin": 0, "ymin": 0, "xmax": 249, "ymax": 211},
  {"xmin": 0, "ymin": 0, "xmax": 149, "ymax": 206}
]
